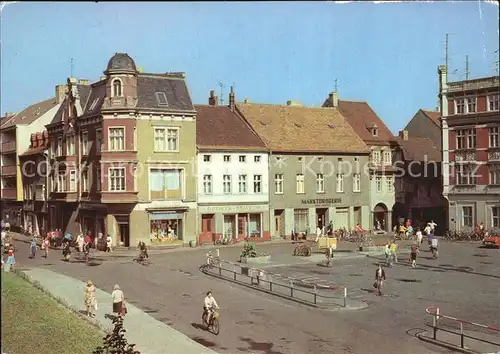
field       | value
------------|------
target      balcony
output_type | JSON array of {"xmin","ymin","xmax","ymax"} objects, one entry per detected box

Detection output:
[
  {"xmin": 455, "ymin": 150, "xmax": 476, "ymax": 163},
  {"xmin": 1, "ymin": 188, "xmax": 17, "ymax": 199},
  {"xmin": 1, "ymin": 141, "xmax": 16, "ymax": 153},
  {"xmin": 1, "ymin": 165, "xmax": 17, "ymax": 176},
  {"xmin": 488, "ymin": 150, "xmax": 500, "ymax": 162}
]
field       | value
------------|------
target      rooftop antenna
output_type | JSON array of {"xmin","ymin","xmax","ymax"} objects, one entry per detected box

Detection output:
[
  {"xmin": 494, "ymin": 49, "xmax": 499, "ymax": 76},
  {"xmin": 70, "ymin": 57, "xmax": 74, "ymax": 78},
  {"xmin": 218, "ymin": 81, "xmax": 225, "ymax": 106},
  {"xmin": 465, "ymin": 55, "xmax": 470, "ymax": 80},
  {"xmin": 445, "ymin": 34, "xmax": 449, "ymax": 82},
  {"xmin": 334, "ymin": 78, "xmax": 338, "ymax": 93}
]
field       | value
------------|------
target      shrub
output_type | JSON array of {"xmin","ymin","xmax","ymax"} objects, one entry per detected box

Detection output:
[
  {"xmin": 240, "ymin": 242, "xmax": 257, "ymax": 258},
  {"xmin": 93, "ymin": 316, "xmax": 140, "ymax": 354}
]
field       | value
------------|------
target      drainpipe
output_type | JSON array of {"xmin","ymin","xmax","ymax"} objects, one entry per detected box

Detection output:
[{"xmin": 43, "ymin": 152, "xmax": 49, "ymax": 230}]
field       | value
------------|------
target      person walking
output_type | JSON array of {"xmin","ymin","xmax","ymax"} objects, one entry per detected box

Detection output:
[
  {"xmin": 76, "ymin": 233, "xmax": 84, "ymax": 253},
  {"xmin": 410, "ymin": 242, "xmax": 419, "ymax": 268},
  {"xmin": 390, "ymin": 240, "xmax": 398, "ymax": 264},
  {"xmin": 106, "ymin": 234, "xmax": 113, "ymax": 253},
  {"xmin": 42, "ymin": 236, "xmax": 50, "ymax": 258},
  {"xmin": 29, "ymin": 236, "xmax": 37, "ymax": 259},
  {"xmin": 111, "ymin": 284, "xmax": 125, "ymax": 317},
  {"xmin": 416, "ymin": 228, "xmax": 423, "ymax": 245},
  {"xmin": 374, "ymin": 265, "xmax": 386, "ymax": 296},
  {"xmin": 384, "ymin": 243, "xmax": 391, "ymax": 266},
  {"xmin": 5, "ymin": 246, "xmax": 16, "ymax": 271},
  {"xmin": 84, "ymin": 280, "xmax": 97, "ymax": 317}
]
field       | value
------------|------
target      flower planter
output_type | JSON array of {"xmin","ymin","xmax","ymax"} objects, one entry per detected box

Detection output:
[{"xmin": 240, "ymin": 255, "xmax": 271, "ymax": 265}]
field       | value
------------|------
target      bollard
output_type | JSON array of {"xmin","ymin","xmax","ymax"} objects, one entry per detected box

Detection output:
[
  {"xmin": 432, "ymin": 312, "xmax": 437, "ymax": 340},
  {"xmin": 460, "ymin": 322, "xmax": 464, "ymax": 348},
  {"xmin": 343, "ymin": 287, "xmax": 347, "ymax": 308},
  {"xmin": 216, "ymin": 248, "xmax": 220, "ymax": 257},
  {"xmin": 290, "ymin": 280, "xmax": 294, "ymax": 297},
  {"xmin": 233, "ymin": 265, "xmax": 237, "ymax": 280}
]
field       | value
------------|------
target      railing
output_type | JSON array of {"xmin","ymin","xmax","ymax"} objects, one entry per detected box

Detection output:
[
  {"xmin": 425, "ymin": 306, "xmax": 500, "ymax": 350},
  {"xmin": 202, "ymin": 257, "xmax": 350, "ymax": 308}
]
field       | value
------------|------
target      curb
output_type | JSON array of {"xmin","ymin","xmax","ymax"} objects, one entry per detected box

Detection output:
[
  {"xmin": 416, "ymin": 333, "xmax": 481, "ymax": 354},
  {"xmin": 12, "ymin": 268, "xmax": 111, "ymax": 335}
]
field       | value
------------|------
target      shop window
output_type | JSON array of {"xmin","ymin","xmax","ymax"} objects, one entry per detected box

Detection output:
[
  {"xmin": 150, "ymin": 214, "xmax": 183, "ymax": 242},
  {"xmin": 462, "ymin": 206, "xmax": 473, "ymax": 227},
  {"xmin": 294, "ymin": 209, "xmax": 308, "ymax": 233},
  {"xmin": 223, "ymin": 215, "xmax": 235, "ymax": 239},
  {"xmin": 492, "ymin": 207, "xmax": 500, "ymax": 228},
  {"xmin": 149, "ymin": 168, "xmax": 182, "ymax": 200},
  {"xmin": 248, "ymin": 214, "xmax": 262, "ymax": 237}
]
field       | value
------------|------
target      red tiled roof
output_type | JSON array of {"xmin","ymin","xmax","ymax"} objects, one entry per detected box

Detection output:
[
  {"xmin": 396, "ymin": 136, "xmax": 441, "ymax": 162},
  {"xmin": 1, "ymin": 98, "xmax": 57, "ymax": 129},
  {"xmin": 20, "ymin": 146, "xmax": 47, "ymax": 156},
  {"xmin": 195, "ymin": 105, "xmax": 267, "ymax": 151},
  {"xmin": 421, "ymin": 109, "xmax": 441, "ymax": 127}
]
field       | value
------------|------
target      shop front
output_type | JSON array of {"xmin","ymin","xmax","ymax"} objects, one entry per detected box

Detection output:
[
  {"xmin": 149, "ymin": 210, "xmax": 185, "ymax": 246},
  {"xmin": 79, "ymin": 203, "xmax": 107, "ymax": 240},
  {"xmin": 198, "ymin": 204, "xmax": 270, "ymax": 245},
  {"xmin": 2, "ymin": 202, "xmax": 22, "ymax": 231}
]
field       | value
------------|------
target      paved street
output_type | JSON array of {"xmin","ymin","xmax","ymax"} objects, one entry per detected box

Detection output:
[{"xmin": 8, "ymin": 238, "xmax": 500, "ymax": 354}]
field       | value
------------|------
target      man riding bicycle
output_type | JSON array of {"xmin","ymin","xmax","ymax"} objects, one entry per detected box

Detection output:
[
  {"xmin": 203, "ymin": 291, "xmax": 219, "ymax": 325},
  {"xmin": 137, "ymin": 241, "xmax": 149, "ymax": 260},
  {"xmin": 430, "ymin": 237, "xmax": 438, "ymax": 258}
]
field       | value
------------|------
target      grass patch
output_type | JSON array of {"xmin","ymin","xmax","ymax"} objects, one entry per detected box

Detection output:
[{"xmin": 1, "ymin": 272, "xmax": 103, "ymax": 354}]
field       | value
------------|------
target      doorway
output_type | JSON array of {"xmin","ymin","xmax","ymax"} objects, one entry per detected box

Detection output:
[
  {"xmin": 274, "ymin": 209, "xmax": 284, "ymax": 238},
  {"xmin": 316, "ymin": 208, "xmax": 327, "ymax": 229},
  {"xmin": 238, "ymin": 214, "xmax": 248, "ymax": 239},
  {"xmin": 201, "ymin": 214, "xmax": 214, "ymax": 242},
  {"xmin": 118, "ymin": 223, "xmax": 130, "ymax": 247}
]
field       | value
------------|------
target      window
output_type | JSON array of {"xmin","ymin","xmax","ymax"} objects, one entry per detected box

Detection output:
[
  {"xmin": 133, "ymin": 167, "xmax": 137, "ymax": 192},
  {"xmin": 238, "ymin": 175, "xmax": 247, "ymax": 193},
  {"xmin": 89, "ymin": 97, "xmax": 99, "ymax": 111},
  {"xmin": 462, "ymin": 206, "xmax": 473, "ymax": 227},
  {"xmin": 467, "ymin": 97, "xmax": 477, "ymax": 113},
  {"xmin": 223, "ymin": 175, "xmax": 232, "ymax": 194},
  {"xmin": 203, "ymin": 155, "xmax": 211, "ymax": 162},
  {"xmin": 149, "ymin": 169, "xmax": 182, "ymax": 199},
  {"xmin": 375, "ymin": 176, "xmax": 382, "ymax": 192},
  {"xmin": 154, "ymin": 128, "xmax": 179, "ymax": 152},
  {"xmin": 254, "ymin": 155, "xmax": 261, "ymax": 163},
  {"xmin": 296, "ymin": 174, "xmax": 305, "ymax": 194},
  {"xmin": 57, "ymin": 137, "xmax": 62, "ymax": 156},
  {"xmin": 66, "ymin": 135, "xmax": 75, "ymax": 155},
  {"xmin": 493, "ymin": 207, "xmax": 500, "ymax": 228},
  {"xmin": 96, "ymin": 129, "xmax": 102, "ymax": 154},
  {"xmin": 203, "ymin": 175, "xmax": 212, "ymax": 194},
  {"xmin": 316, "ymin": 173, "xmax": 324, "ymax": 193},
  {"xmin": 294, "ymin": 209, "xmax": 308, "ymax": 233},
  {"xmin": 383, "ymin": 151, "xmax": 392, "ymax": 165},
  {"xmin": 336, "ymin": 173, "xmax": 344, "ymax": 192},
  {"xmin": 253, "ymin": 175, "xmax": 262, "ymax": 193},
  {"xmin": 155, "ymin": 92, "xmax": 168, "ymax": 106},
  {"xmin": 82, "ymin": 169, "xmax": 89, "ymax": 192},
  {"xmin": 457, "ymin": 165, "xmax": 477, "ymax": 185},
  {"xmin": 223, "ymin": 155, "xmax": 231, "ymax": 162},
  {"xmin": 456, "ymin": 129, "xmax": 476, "ymax": 149},
  {"xmin": 109, "ymin": 168, "xmax": 125, "ymax": 191},
  {"xmin": 275, "ymin": 174, "xmax": 283, "ymax": 194},
  {"xmin": 488, "ymin": 94, "xmax": 500, "ymax": 111},
  {"xmin": 455, "ymin": 98, "xmax": 465, "ymax": 114},
  {"xmin": 67, "ymin": 170, "xmax": 76, "ymax": 192},
  {"xmin": 371, "ymin": 151, "xmax": 381, "ymax": 164},
  {"xmin": 109, "ymin": 128, "xmax": 125, "ymax": 151},
  {"xmin": 96, "ymin": 167, "xmax": 101, "ymax": 191},
  {"xmin": 372, "ymin": 127, "xmax": 379, "ymax": 136},
  {"xmin": 353, "ymin": 173, "xmax": 361, "ymax": 192},
  {"xmin": 112, "ymin": 79, "xmax": 122, "ymax": 97},
  {"xmin": 57, "ymin": 173, "xmax": 65, "ymax": 192},
  {"xmin": 490, "ymin": 169, "xmax": 500, "ymax": 185},
  {"xmin": 386, "ymin": 176, "xmax": 394, "ymax": 192},
  {"xmin": 239, "ymin": 155, "xmax": 246, "ymax": 163},
  {"xmin": 81, "ymin": 131, "xmax": 88, "ymax": 155},
  {"xmin": 51, "ymin": 140, "xmax": 57, "ymax": 158},
  {"xmin": 489, "ymin": 126, "xmax": 499, "ymax": 148}
]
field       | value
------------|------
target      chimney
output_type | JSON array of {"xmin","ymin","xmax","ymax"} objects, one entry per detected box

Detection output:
[
  {"xmin": 208, "ymin": 89, "xmax": 218, "ymax": 106},
  {"xmin": 229, "ymin": 86, "xmax": 235, "ymax": 111},
  {"xmin": 55, "ymin": 84, "xmax": 67, "ymax": 104},
  {"xmin": 399, "ymin": 130, "xmax": 408, "ymax": 141},
  {"xmin": 286, "ymin": 100, "xmax": 303, "ymax": 107},
  {"xmin": 78, "ymin": 79, "xmax": 89, "ymax": 85},
  {"xmin": 331, "ymin": 92, "xmax": 339, "ymax": 108}
]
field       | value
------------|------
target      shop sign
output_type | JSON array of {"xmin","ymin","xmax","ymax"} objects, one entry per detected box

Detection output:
[
  {"xmin": 301, "ymin": 198, "xmax": 342, "ymax": 205},
  {"xmin": 80, "ymin": 203, "xmax": 107, "ymax": 210},
  {"xmin": 150, "ymin": 211, "xmax": 184, "ymax": 220},
  {"xmin": 23, "ymin": 203, "xmax": 34, "ymax": 212},
  {"xmin": 199, "ymin": 204, "xmax": 269, "ymax": 213}
]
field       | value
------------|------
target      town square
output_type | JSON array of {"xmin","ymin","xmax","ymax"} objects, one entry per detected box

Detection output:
[{"xmin": 1, "ymin": 2, "xmax": 499, "ymax": 354}]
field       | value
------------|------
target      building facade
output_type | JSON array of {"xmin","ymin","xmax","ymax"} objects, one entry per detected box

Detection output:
[
  {"xmin": 19, "ymin": 132, "xmax": 50, "ymax": 235},
  {"xmin": 1, "ymin": 98, "xmax": 60, "ymax": 230},
  {"xmin": 196, "ymin": 90, "xmax": 270, "ymax": 244},
  {"xmin": 323, "ymin": 93, "xmax": 399, "ymax": 231},
  {"xmin": 439, "ymin": 65, "xmax": 500, "ymax": 230},
  {"xmin": 237, "ymin": 101, "xmax": 371, "ymax": 239},
  {"xmin": 404, "ymin": 109, "xmax": 442, "ymax": 150},
  {"xmin": 45, "ymin": 53, "xmax": 198, "ymax": 247}
]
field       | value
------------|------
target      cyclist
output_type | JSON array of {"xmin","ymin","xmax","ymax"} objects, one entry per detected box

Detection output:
[
  {"xmin": 203, "ymin": 291, "xmax": 219, "ymax": 325},
  {"xmin": 430, "ymin": 237, "xmax": 439, "ymax": 259},
  {"xmin": 137, "ymin": 241, "xmax": 148, "ymax": 260}
]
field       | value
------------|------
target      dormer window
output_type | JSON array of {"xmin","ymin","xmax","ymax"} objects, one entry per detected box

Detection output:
[
  {"xmin": 112, "ymin": 79, "xmax": 122, "ymax": 97},
  {"xmin": 372, "ymin": 126, "xmax": 379, "ymax": 136}
]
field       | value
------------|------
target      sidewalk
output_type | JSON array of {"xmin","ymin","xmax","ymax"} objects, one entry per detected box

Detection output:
[{"xmin": 17, "ymin": 267, "xmax": 217, "ymax": 354}]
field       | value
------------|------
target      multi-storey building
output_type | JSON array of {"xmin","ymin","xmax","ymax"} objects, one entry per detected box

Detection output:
[
  {"xmin": 404, "ymin": 109, "xmax": 442, "ymax": 150},
  {"xmin": 323, "ymin": 93, "xmax": 399, "ymax": 231},
  {"xmin": 45, "ymin": 53, "xmax": 198, "ymax": 247},
  {"xmin": 439, "ymin": 65, "xmax": 500, "ymax": 230},
  {"xmin": 394, "ymin": 129, "xmax": 446, "ymax": 233},
  {"xmin": 1, "ymin": 98, "xmax": 60, "ymax": 230},
  {"xmin": 196, "ymin": 89, "xmax": 270, "ymax": 245},
  {"xmin": 237, "ymin": 100, "xmax": 371, "ymax": 239},
  {"xmin": 19, "ymin": 131, "xmax": 50, "ymax": 234}
]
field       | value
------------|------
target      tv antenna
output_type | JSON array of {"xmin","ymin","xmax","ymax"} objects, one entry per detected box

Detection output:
[
  {"xmin": 334, "ymin": 78, "xmax": 339, "ymax": 93},
  {"xmin": 70, "ymin": 57, "xmax": 74, "ymax": 78},
  {"xmin": 465, "ymin": 55, "xmax": 470, "ymax": 80},
  {"xmin": 443, "ymin": 33, "xmax": 456, "ymax": 82},
  {"xmin": 494, "ymin": 49, "xmax": 499, "ymax": 76},
  {"xmin": 218, "ymin": 81, "xmax": 225, "ymax": 106}
]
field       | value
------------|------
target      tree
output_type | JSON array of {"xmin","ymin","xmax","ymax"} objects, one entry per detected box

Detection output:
[{"xmin": 93, "ymin": 316, "xmax": 140, "ymax": 354}]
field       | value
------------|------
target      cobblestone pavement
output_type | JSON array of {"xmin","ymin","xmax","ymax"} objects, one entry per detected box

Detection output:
[{"xmin": 9, "ymin": 238, "xmax": 498, "ymax": 354}]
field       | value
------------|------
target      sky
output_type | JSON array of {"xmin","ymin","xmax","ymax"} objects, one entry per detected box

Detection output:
[{"xmin": 1, "ymin": 1, "xmax": 499, "ymax": 133}]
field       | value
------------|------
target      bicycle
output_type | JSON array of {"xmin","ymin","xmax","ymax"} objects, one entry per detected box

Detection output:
[
  {"xmin": 206, "ymin": 250, "xmax": 220, "ymax": 268},
  {"xmin": 215, "ymin": 234, "xmax": 232, "ymax": 245},
  {"xmin": 202, "ymin": 309, "xmax": 220, "ymax": 335},
  {"xmin": 133, "ymin": 252, "xmax": 149, "ymax": 266},
  {"xmin": 324, "ymin": 250, "xmax": 333, "ymax": 268}
]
